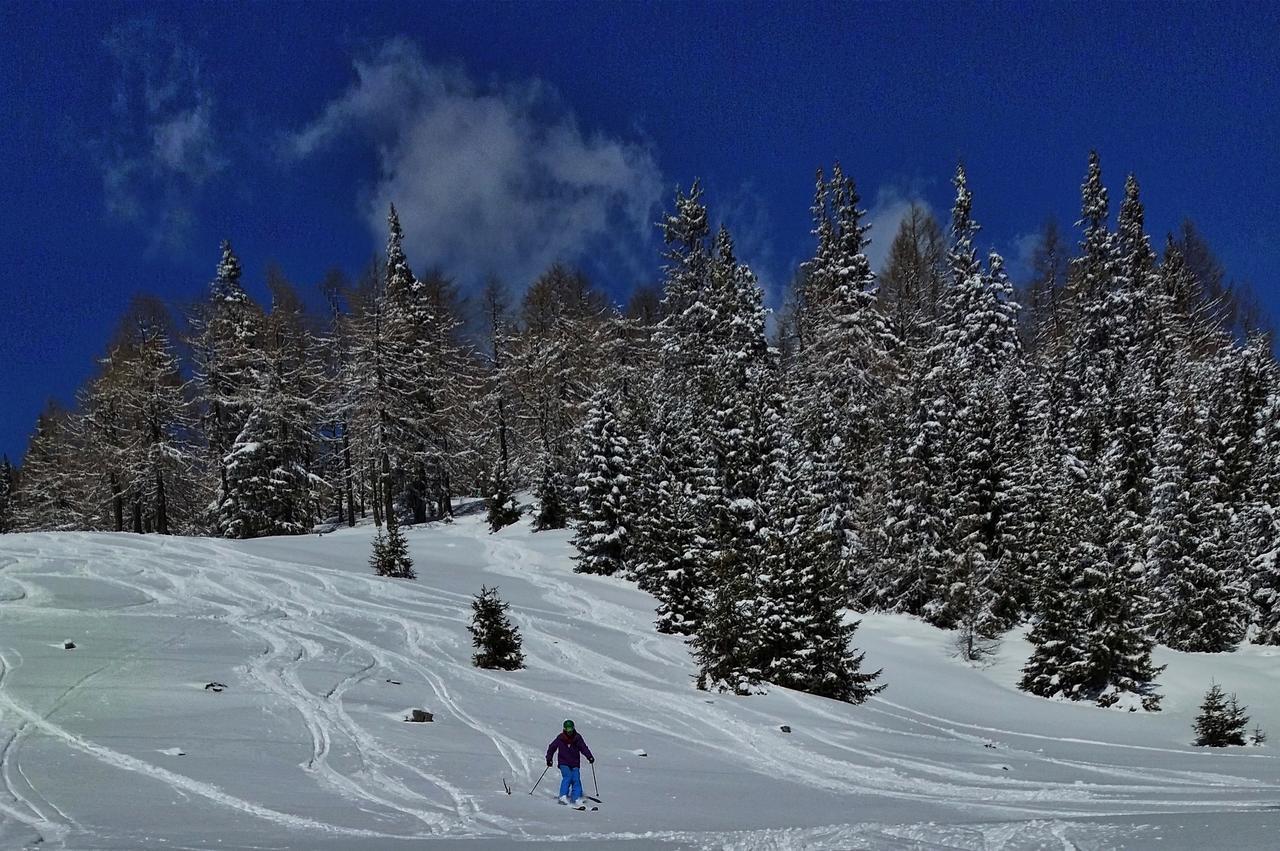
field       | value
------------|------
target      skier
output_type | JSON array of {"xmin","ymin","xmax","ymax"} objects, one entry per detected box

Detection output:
[{"xmin": 545, "ymin": 719, "xmax": 594, "ymax": 806}]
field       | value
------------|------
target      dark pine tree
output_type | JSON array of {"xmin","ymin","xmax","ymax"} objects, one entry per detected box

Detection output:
[{"xmin": 469, "ymin": 586, "xmax": 525, "ymax": 670}]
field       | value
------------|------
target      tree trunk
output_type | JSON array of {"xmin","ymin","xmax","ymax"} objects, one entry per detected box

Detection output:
[
  {"xmin": 381, "ymin": 450, "xmax": 395, "ymax": 531},
  {"xmin": 438, "ymin": 437, "xmax": 453, "ymax": 517},
  {"xmin": 411, "ymin": 462, "xmax": 427, "ymax": 524},
  {"xmin": 497, "ymin": 397, "xmax": 510, "ymax": 478},
  {"xmin": 155, "ymin": 468, "xmax": 169, "ymax": 535},
  {"xmin": 342, "ymin": 427, "xmax": 356, "ymax": 527},
  {"xmin": 110, "ymin": 472, "xmax": 124, "ymax": 533}
]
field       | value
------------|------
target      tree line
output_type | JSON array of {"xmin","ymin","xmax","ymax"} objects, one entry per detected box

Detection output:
[{"xmin": 1, "ymin": 152, "xmax": 1277, "ymax": 709}]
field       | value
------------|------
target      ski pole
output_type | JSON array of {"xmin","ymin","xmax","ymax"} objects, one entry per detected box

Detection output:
[
  {"xmin": 529, "ymin": 764, "xmax": 550, "ymax": 795},
  {"xmin": 590, "ymin": 760, "xmax": 599, "ymax": 797}
]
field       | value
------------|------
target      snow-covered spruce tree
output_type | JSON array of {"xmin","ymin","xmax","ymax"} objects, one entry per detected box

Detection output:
[
  {"xmin": 469, "ymin": 585, "xmax": 525, "ymax": 670},
  {"xmin": 929, "ymin": 182, "xmax": 1026, "ymax": 631},
  {"xmin": 787, "ymin": 165, "xmax": 898, "ymax": 594},
  {"xmin": 531, "ymin": 456, "xmax": 570, "ymax": 531},
  {"xmin": 1019, "ymin": 545, "xmax": 1083, "ymax": 699},
  {"xmin": 1192, "ymin": 683, "xmax": 1250, "ymax": 747},
  {"xmin": 485, "ymin": 468, "xmax": 521, "ymax": 533},
  {"xmin": 692, "ymin": 231, "xmax": 776, "ymax": 696},
  {"xmin": 884, "ymin": 167, "xmax": 982, "ymax": 616},
  {"xmin": 791, "ymin": 164, "xmax": 897, "ymax": 465},
  {"xmin": 932, "ymin": 370, "xmax": 1027, "ymax": 632},
  {"xmin": 1249, "ymin": 386, "xmax": 1280, "ymax": 643},
  {"xmin": 1144, "ymin": 369, "xmax": 1249, "ymax": 653},
  {"xmin": 220, "ymin": 367, "xmax": 316, "ymax": 539},
  {"xmin": 0, "ymin": 456, "xmax": 12, "ymax": 533},
  {"xmin": 1046, "ymin": 152, "xmax": 1119, "ymax": 470},
  {"xmin": 370, "ymin": 513, "xmax": 415, "ymax": 579},
  {"xmin": 220, "ymin": 402, "xmax": 287, "ymax": 540},
  {"xmin": 756, "ymin": 420, "xmax": 885, "ymax": 702},
  {"xmin": 865, "ymin": 378, "xmax": 952, "ymax": 615},
  {"xmin": 1224, "ymin": 336, "xmax": 1280, "ymax": 609},
  {"xmin": 1021, "ymin": 462, "xmax": 1163, "ymax": 710},
  {"xmin": 629, "ymin": 388, "xmax": 714, "ymax": 635},
  {"xmin": 219, "ymin": 277, "xmax": 326, "ymax": 539},
  {"xmin": 11, "ymin": 404, "xmax": 90, "ymax": 531},
  {"xmin": 190, "ymin": 240, "xmax": 264, "ymax": 530},
  {"xmin": 570, "ymin": 385, "xmax": 632, "ymax": 576},
  {"xmin": 381, "ymin": 207, "xmax": 475, "ymax": 523},
  {"xmin": 927, "ymin": 162, "xmax": 985, "ymax": 388},
  {"xmin": 380, "ymin": 204, "xmax": 438, "ymax": 525},
  {"xmin": 654, "ymin": 181, "xmax": 716, "ymax": 398}
]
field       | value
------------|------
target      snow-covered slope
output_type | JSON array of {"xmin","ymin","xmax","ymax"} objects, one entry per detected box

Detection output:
[{"xmin": 1, "ymin": 513, "xmax": 1278, "ymax": 850}]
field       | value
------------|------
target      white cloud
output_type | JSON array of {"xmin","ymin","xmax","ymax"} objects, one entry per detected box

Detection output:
[
  {"xmin": 152, "ymin": 100, "xmax": 223, "ymax": 181},
  {"xmin": 1008, "ymin": 230, "xmax": 1044, "ymax": 282},
  {"xmin": 286, "ymin": 38, "xmax": 663, "ymax": 289},
  {"xmin": 864, "ymin": 184, "xmax": 937, "ymax": 275},
  {"xmin": 94, "ymin": 20, "xmax": 226, "ymax": 253}
]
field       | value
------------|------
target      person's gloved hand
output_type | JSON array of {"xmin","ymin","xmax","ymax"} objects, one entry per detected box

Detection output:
[
  {"xmin": 546, "ymin": 759, "xmax": 552, "ymax": 767},
  {"xmin": 588, "ymin": 757, "xmax": 595, "ymax": 764}
]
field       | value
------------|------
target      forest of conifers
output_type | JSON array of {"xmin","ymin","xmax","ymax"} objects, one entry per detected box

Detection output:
[{"xmin": 1, "ymin": 152, "xmax": 1276, "ymax": 708}]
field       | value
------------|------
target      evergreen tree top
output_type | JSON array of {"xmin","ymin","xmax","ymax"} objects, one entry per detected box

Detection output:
[
  {"xmin": 949, "ymin": 164, "xmax": 981, "ymax": 286},
  {"xmin": 385, "ymin": 203, "xmax": 415, "ymax": 299},
  {"xmin": 1117, "ymin": 173, "xmax": 1155, "ymax": 277},
  {"xmin": 829, "ymin": 162, "xmax": 869, "ymax": 260},
  {"xmin": 803, "ymin": 162, "xmax": 876, "ymax": 315},
  {"xmin": 809, "ymin": 167, "xmax": 831, "ymax": 245},
  {"xmin": 212, "ymin": 239, "xmax": 247, "ymax": 304},
  {"xmin": 662, "ymin": 180, "xmax": 710, "ymax": 258},
  {"xmin": 1079, "ymin": 150, "xmax": 1110, "ymax": 247}
]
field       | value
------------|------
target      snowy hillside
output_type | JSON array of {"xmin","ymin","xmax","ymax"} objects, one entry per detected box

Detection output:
[{"xmin": 1, "ymin": 513, "xmax": 1278, "ymax": 850}]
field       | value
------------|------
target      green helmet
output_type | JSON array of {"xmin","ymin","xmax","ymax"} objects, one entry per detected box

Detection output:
[{"xmin": 563, "ymin": 719, "xmax": 575, "ymax": 732}]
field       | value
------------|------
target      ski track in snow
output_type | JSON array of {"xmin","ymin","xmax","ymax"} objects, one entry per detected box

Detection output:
[
  {"xmin": 1, "ymin": 519, "xmax": 1279, "ymax": 848},
  {"xmin": 481, "ymin": 532, "xmax": 1280, "ymax": 819}
]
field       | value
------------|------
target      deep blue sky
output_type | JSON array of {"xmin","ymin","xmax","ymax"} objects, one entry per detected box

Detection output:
[{"xmin": 2, "ymin": 1, "xmax": 1278, "ymax": 463}]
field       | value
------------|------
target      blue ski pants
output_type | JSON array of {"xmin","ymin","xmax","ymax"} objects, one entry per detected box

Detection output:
[{"xmin": 558, "ymin": 765, "xmax": 583, "ymax": 799}]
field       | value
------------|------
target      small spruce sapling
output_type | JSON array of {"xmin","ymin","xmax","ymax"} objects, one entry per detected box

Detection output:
[
  {"xmin": 532, "ymin": 461, "xmax": 569, "ymax": 531},
  {"xmin": 1192, "ymin": 682, "xmax": 1249, "ymax": 747},
  {"xmin": 469, "ymin": 585, "xmax": 525, "ymax": 670},
  {"xmin": 486, "ymin": 470, "xmax": 521, "ymax": 533},
  {"xmin": 370, "ymin": 516, "xmax": 416, "ymax": 579}
]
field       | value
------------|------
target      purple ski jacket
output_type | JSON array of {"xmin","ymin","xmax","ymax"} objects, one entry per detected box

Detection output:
[{"xmin": 546, "ymin": 731, "xmax": 594, "ymax": 768}]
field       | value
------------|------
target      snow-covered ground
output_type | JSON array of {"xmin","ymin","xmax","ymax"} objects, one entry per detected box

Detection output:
[{"xmin": 1, "ymin": 510, "xmax": 1278, "ymax": 850}]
